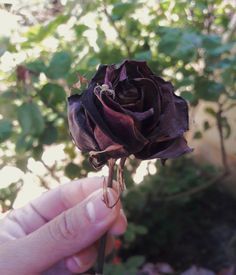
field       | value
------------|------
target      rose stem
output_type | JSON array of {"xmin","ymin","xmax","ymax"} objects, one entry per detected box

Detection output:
[{"xmin": 96, "ymin": 159, "xmax": 115, "ymax": 275}]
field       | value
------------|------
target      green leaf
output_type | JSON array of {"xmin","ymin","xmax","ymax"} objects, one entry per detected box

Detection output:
[
  {"xmin": 205, "ymin": 107, "xmax": 217, "ymax": 117},
  {"xmin": 16, "ymin": 134, "xmax": 34, "ymax": 153},
  {"xmin": 17, "ymin": 102, "xmax": 45, "ymax": 135},
  {"xmin": 124, "ymin": 230, "xmax": 135, "ymax": 243},
  {"xmin": 40, "ymin": 83, "xmax": 65, "ymax": 105},
  {"xmin": 112, "ymin": 3, "xmax": 135, "ymax": 21},
  {"xmin": 206, "ymin": 42, "xmax": 234, "ymax": 57},
  {"xmin": 27, "ymin": 60, "xmax": 47, "ymax": 74},
  {"xmin": 193, "ymin": 131, "xmax": 202, "ymax": 139},
  {"xmin": 194, "ymin": 77, "xmax": 224, "ymax": 101},
  {"xmin": 158, "ymin": 28, "xmax": 201, "ymax": 62},
  {"xmin": 65, "ymin": 162, "xmax": 80, "ymax": 179},
  {"xmin": 203, "ymin": 121, "xmax": 211, "ymax": 131},
  {"xmin": 0, "ymin": 119, "xmax": 12, "ymax": 143},
  {"xmin": 32, "ymin": 145, "xmax": 43, "ymax": 160},
  {"xmin": 202, "ymin": 34, "xmax": 221, "ymax": 51},
  {"xmin": 74, "ymin": 24, "xmax": 88, "ymax": 37},
  {"xmin": 158, "ymin": 28, "xmax": 182, "ymax": 56},
  {"xmin": 126, "ymin": 256, "xmax": 145, "ymax": 269},
  {"xmin": 40, "ymin": 125, "xmax": 58, "ymax": 145},
  {"xmin": 181, "ymin": 91, "xmax": 195, "ymax": 103},
  {"xmin": 46, "ymin": 51, "xmax": 71, "ymax": 79},
  {"xmin": 135, "ymin": 225, "xmax": 148, "ymax": 235}
]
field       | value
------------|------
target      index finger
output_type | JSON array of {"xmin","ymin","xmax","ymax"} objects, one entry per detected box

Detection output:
[{"xmin": 8, "ymin": 177, "xmax": 106, "ymax": 234}]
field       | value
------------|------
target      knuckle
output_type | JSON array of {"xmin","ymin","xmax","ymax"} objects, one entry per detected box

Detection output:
[{"xmin": 49, "ymin": 211, "xmax": 77, "ymax": 241}]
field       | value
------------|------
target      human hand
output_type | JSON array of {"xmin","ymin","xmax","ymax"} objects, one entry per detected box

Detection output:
[{"xmin": 0, "ymin": 177, "xmax": 127, "ymax": 275}]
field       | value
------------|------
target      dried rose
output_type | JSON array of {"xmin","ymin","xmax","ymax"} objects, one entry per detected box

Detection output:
[{"xmin": 68, "ymin": 60, "xmax": 192, "ymax": 169}]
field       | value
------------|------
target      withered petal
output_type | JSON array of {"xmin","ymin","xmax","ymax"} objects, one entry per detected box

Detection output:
[
  {"xmin": 94, "ymin": 91, "xmax": 148, "ymax": 153},
  {"xmin": 135, "ymin": 137, "xmax": 193, "ymax": 160},
  {"xmin": 68, "ymin": 94, "xmax": 99, "ymax": 152},
  {"xmin": 89, "ymin": 144, "xmax": 128, "ymax": 170}
]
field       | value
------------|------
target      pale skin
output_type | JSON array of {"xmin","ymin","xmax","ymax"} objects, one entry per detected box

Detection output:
[{"xmin": 0, "ymin": 177, "xmax": 127, "ymax": 274}]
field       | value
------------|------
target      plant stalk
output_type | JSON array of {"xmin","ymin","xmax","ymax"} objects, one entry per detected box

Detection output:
[{"xmin": 95, "ymin": 159, "xmax": 115, "ymax": 274}]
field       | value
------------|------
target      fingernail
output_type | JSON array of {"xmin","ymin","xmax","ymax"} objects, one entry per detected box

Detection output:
[
  {"xmin": 66, "ymin": 256, "xmax": 83, "ymax": 272},
  {"xmin": 86, "ymin": 189, "xmax": 117, "ymax": 223},
  {"xmin": 72, "ymin": 255, "xmax": 82, "ymax": 268}
]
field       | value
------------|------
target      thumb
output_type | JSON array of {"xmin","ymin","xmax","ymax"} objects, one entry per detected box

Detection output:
[{"xmin": 0, "ymin": 188, "xmax": 119, "ymax": 275}]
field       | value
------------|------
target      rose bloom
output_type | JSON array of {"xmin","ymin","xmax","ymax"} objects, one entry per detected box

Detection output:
[{"xmin": 68, "ymin": 60, "xmax": 192, "ymax": 169}]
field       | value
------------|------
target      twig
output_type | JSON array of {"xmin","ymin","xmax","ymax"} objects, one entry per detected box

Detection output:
[
  {"xmin": 216, "ymin": 103, "xmax": 230, "ymax": 173},
  {"xmin": 102, "ymin": 1, "xmax": 132, "ymax": 58},
  {"xmin": 38, "ymin": 175, "xmax": 50, "ymax": 190},
  {"xmin": 41, "ymin": 159, "xmax": 61, "ymax": 183},
  {"xmin": 96, "ymin": 159, "xmax": 116, "ymax": 274}
]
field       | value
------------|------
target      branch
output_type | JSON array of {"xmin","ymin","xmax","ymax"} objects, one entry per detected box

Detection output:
[
  {"xmin": 38, "ymin": 175, "xmax": 50, "ymax": 190},
  {"xmin": 216, "ymin": 103, "xmax": 230, "ymax": 173},
  {"xmin": 102, "ymin": 1, "xmax": 132, "ymax": 58},
  {"xmin": 41, "ymin": 159, "xmax": 61, "ymax": 183}
]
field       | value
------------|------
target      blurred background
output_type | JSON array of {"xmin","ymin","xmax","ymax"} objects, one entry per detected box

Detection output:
[{"xmin": 0, "ymin": 0, "xmax": 236, "ymax": 274}]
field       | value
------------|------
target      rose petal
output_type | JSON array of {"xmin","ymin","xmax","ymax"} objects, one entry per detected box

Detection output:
[
  {"xmin": 94, "ymin": 90, "xmax": 148, "ymax": 153},
  {"xmin": 135, "ymin": 136, "xmax": 193, "ymax": 160},
  {"xmin": 68, "ymin": 94, "xmax": 99, "ymax": 152},
  {"xmin": 90, "ymin": 64, "xmax": 107, "ymax": 84},
  {"xmin": 80, "ymin": 86, "xmax": 122, "ymax": 145},
  {"xmin": 148, "ymin": 77, "xmax": 189, "ymax": 141}
]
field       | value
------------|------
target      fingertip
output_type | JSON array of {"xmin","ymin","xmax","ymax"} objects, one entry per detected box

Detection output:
[
  {"xmin": 66, "ymin": 246, "xmax": 97, "ymax": 273},
  {"xmin": 109, "ymin": 209, "xmax": 127, "ymax": 235}
]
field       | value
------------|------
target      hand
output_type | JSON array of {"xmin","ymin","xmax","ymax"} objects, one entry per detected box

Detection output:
[{"xmin": 0, "ymin": 177, "xmax": 127, "ymax": 275}]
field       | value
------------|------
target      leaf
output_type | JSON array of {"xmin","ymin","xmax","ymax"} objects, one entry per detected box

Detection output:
[
  {"xmin": 124, "ymin": 228, "xmax": 136, "ymax": 243},
  {"xmin": 17, "ymin": 102, "xmax": 45, "ymax": 135},
  {"xmin": 135, "ymin": 225, "xmax": 148, "ymax": 235},
  {"xmin": 40, "ymin": 83, "xmax": 65, "ymax": 105},
  {"xmin": 158, "ymin": 28, "xmax": 201, "ymax": 62},
  {"xmin": 126, "ymin": 256, "xmax": 145, "ymax": 269},
  {"xmin": 74, "ymin": 24, "xmax": 88, "ymax": 37},
  {"xmin": 205, "ymin": 107, "xmax": 216, "ymax": 117},
  {"xmin": 202, "ymin": 34, "xmax": 221, "ymax": 51},
  {"xmin": 181, "ymin": 91, "xmax": 195, "ymax": 103},
  {"xmin": 158, "ymin": 28, "xmax": 182, "ymax": 56},
  {"xmin": 111, "ymin": 2, "xmax": 136, "ymax": 21},
  {"xmin": 26, "ymin": 60, "xmax": 47, "ymax": 74},
  {"xmin": 0, "ymin": 119, "xmax": 12, "ymax": 143},
  {"xmin": 194, "ymin": 77, "xmax": 224, "ymax": 101},
  {"xmin": 65, "ymin": 162, "xmax": 80, "ymax": 179},
  {"xmin": 32, "ymin": 145, "xmax": 43, "ymax": 160},
  {"xmin": 40, "ymin": 125, "xmax": 58, "ymax": 145},
  {"xmin": 46, "ymin": 51, "xmax": 71, "ymax": 79},
  {"xmin": 15, "ymin": 134, "xmax": 34, "ymax": 153},
  {"xmin": 207, "ymin": 43, "xmax": 234, "ymax": 57},
  {"xmin": 203, "ymin": 121, "xmax": 211, "ymax": 131},
  {"xmin": 193, "ymin": 131, "xmax": 202, "ymax": 139}
]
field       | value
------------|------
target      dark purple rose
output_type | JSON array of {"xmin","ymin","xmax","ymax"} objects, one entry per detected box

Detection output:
[{"xmin": 68, "ymin": 60, "xmax": 192, "ymax": 169}]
